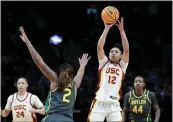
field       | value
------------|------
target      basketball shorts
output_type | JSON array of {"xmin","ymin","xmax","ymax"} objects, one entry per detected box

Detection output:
[
  {"xmin": 41, "ymin": 113, "xmax": 74, "ymax": 122},
  {"xmin": 87, "ymin": 98, "xmax": 122, "ymax": 122}
]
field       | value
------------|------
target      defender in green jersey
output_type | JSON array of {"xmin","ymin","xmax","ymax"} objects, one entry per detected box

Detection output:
[
  {"xmin": 122, "ymin": 76, "xmax": 160, "ymax": 122},
  {"xmin": 19, "ymin": 27, "xmax": 91, "ymax": 122}
]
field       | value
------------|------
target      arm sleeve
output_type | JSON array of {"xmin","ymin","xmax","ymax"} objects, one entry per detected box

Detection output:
[
  {"xmin": 98, "ymin": 56, "xmax": 108, "ymax": 69},
  {"xmin": 31, "ymin": 95, "xmax": 44, "ymax": 109},
  {"xmin": 5, "ymin": 95, "xmax": 13, "ymax": 110},
  {"xmin": 119, "ymin": 59, "xmax": 128, "ymax": 73}
]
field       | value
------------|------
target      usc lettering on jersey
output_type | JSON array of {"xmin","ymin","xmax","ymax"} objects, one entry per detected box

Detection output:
[
  {"xmin": 95, "ymin": 56, "xmax": 128, "ymax": 103},
  {"xmin": 12, "ymin": 93, "xmax": 37, "ymax": 122}
]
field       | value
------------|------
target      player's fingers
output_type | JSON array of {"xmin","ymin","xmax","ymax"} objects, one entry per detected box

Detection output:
[
  {"xmin": 113, "ymin": 22, "xmax": 116, "ymax": 25},
  {"xmin": 81, "ymin": 54, "xmax": 84, "ymax": 59},
  {"xmin": 86, "ymin": 53, "xmax": 89, "ymax": 58},
  {"xmin": 19, "ymin": 26, "xmax": 23, "ymax": 31},
  {"xmin": 19, "ymin": 29, "xmax": 24, "ymax": 34},
  {"xmin": 117, "ymin": 20, "xmax": 120, "ymax": 24},
  {"xmin": 115, "ymin": 24, "xmax": 119, "ymax": 27},
  {"xmin": 20, "ymin": 35, "xmax": 23, "ymax": 39},
  {"xmin": 83, "ymin": 53, "xmax": 86, "ymax": 57},
  {"xmin": 87, "ymin": 56, "xmax": 91, "ymax": 61},
  {"xmin": 19, "ymin": 26, "xmax": 25, "ymax": 33},
  {"xmin": 19, "ymin": 28, "xmax": 22, "ymax": 32},
  {"xmin": 20, "ymin": 26, "xmax": 24, "ymax": 30},
  {"xmin": 84, "ymin": 53, "xmax": 87, "ymax": 58},
  {"xmin": 121, "ymin": 17, "xmax": 124, "ymax": 22}
]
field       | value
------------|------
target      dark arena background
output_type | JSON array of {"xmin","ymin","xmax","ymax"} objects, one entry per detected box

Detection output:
[{"xmin": 1, "ymin": 1, "xmax": 172, "ymax": 122}]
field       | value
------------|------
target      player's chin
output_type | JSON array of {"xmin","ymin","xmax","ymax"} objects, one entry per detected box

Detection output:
[
  {"xmin": 135, "ymin": 86, "xmax": 142, "ymax": 89},
  {"xmin": 111, "ymin": 59, "xmax": 118, "ymax": 63}
]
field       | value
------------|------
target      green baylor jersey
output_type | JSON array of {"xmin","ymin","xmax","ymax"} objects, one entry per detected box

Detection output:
[
  {"xmin": 128, "ymin": 89, "xmax": 152, "ymax": 122},
  {"xmin": 44, "ymin": 85, "xmax": 76, "ymax": 119}
]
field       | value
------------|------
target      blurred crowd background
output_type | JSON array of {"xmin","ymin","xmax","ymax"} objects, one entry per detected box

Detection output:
[{"xmin": 2, "ymin": 1, "xmax": 172, "ymax": 122}]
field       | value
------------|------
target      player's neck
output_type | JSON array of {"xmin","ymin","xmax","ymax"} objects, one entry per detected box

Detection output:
[
  {"xmin": 18, "ymin": 91, "xmax": 27, "ymax": 96},
  {"xmin": 135, "ymin": 89, "xmax": 144, "ymax": 95},
  {"xmin": 110, "ymin": 59, "xmax": 119, "ymax": 64}
]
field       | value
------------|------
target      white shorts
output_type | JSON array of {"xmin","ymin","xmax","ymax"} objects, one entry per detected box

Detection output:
[{"xmin": 87, "ymin": 98, "xmax": 122, "ymax": 122}]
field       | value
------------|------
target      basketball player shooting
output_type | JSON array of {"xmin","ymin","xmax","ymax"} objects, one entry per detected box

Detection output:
[{"xmin": 87, "ymin": 17, "xmax": 129, "ymax": 122}]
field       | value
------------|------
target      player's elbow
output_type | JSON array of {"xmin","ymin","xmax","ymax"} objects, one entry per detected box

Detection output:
[
  {"xmin": 40, "ymin": 108, "xmax": 45, "ymax": 115},
  {"xmin": 123, "ymin": 48, "xmax": 129, "ymax": 53},
  {"xmin": 73, "ymin": 76, "xmax": 83, "ymax": 89},
  {"xmin": 41, "ymin": 111, "xmax": 45, "ymax": 115},
  {"xmin": 75, "ymin": 83, "xmax": 80, "ymax": 89},
  {"xmin": 2, "ymin": 113, "xmax": 8, "ymax": 117},
  {"xmin": 36, "ymin": 59, "xmax": 45, "ymax": 68},
  {"xmin": 97, "ymin": 46, "xmax": 104, "ymax": 57},
  {"xmin": 97, "ymin": 46, "xmax": 102, "ymax": 51},
  {"xmin": 123, "ymin": 107, "xmax": 129, "ymax": 113},
  {"xmin": 97, "ymin": 42, "xmax": 104, "ymax": 50},
  {"xmin": 156, "ymin": 107, "xmax": 160, "ymax": 113},
  {"xmin": 2, "ymin": 114, "xmax": 6, "ymax": 117},
  {"xmin": 154, "ymin": 105, "xmax": 160, "ymax": 114}
]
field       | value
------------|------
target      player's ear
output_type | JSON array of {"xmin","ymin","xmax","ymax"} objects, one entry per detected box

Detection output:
[
  {"xmin": 143, "ymin": 82, "xmax": 146, "ymax": 88},
  {"xmin": 120, "ymin": 54, "xmax": 122, "ymax": 59},
  {"xmin": 133, "ymin": 83, "xmax": 135, "ymax": 88},
  {"xmin": 14, "ymin": 82, "xmax": 17, "ymax": 87}
]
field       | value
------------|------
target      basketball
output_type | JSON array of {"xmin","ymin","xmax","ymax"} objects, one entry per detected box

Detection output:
[{"xmin": 101, "ymin": 6, "xmax": 120, "ymax": 24}]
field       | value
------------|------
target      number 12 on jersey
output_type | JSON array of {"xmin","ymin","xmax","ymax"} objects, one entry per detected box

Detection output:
[{"xmin": 108, "ymin": 76, "xmax": 116, "ymax": 84}]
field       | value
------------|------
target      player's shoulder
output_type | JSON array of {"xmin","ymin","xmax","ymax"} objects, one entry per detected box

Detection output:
[
  {"xmin": 8, "ymin": 94, "xmax": 14, "ymax": 99},
  {"xmin": 7, "ymin": 93, "xmax": 15, "ymax": 101},
  {"xmin": 147, "ymin": 90, "xmax": 156, "ymax": 98},
  {"xmin": 30, "ymin": 94, "xmax": 42, "ymax": 103},
  {"xmin": 124, "ymin": 91, "xmax": 131, "ymax": 97},
  {"xmin": 9, "ymin": 92, "xmax": 17, "ymax": 98},
  {"xmin": 30, "ymin": 94, "xmax": 39, "ymax": 99},
  {"xmin": 98, "ymin": 56, "xmax": 109, "ymax": 69}
]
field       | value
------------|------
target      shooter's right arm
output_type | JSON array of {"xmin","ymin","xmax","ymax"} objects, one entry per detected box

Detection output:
[{"xmin": 97, "ymin": 27, "xmax": 110, "ymax": 60}]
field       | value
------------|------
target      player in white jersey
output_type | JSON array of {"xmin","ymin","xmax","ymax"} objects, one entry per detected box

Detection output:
[
  {"xmin": 88, "ymin": 17, "xmax": 129, "ymax": 122},
  {"xmin": 1, "ymin": 77, "xmax": 45, "ymax": 122}
]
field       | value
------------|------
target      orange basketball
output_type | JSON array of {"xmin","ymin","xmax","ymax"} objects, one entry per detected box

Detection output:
[{"xmin": 101, "ymin": 6, "xmax": 120, "ymax": 24}]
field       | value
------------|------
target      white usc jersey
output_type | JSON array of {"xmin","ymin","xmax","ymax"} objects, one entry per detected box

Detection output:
[
  {"xmin": 95, "ymin": 56, "xmax": 128, "ymax": 103},
  {"xmin": 5, "ymin": 92, "xmax": 43, "ymax": 122},
  {"xmin": 11, "ymin": 93, "xmax": 37, "ymax": 122}
]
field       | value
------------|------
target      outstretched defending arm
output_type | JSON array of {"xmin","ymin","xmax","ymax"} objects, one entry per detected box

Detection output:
[
  {"xmin": 19, "ymin": 27, "xmax": 58, "ymax": 90},
  {"xmin": 73, "ymin": 54, "xmax": 91, "ymax": 89}
]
